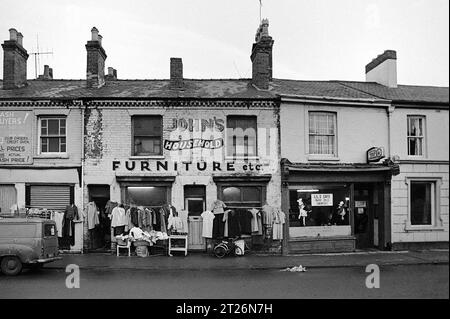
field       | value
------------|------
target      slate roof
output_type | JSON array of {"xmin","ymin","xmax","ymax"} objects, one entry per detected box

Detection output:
[{"xmin": 0, "ymin": 78, "xmax": 448, "ymax": 105}]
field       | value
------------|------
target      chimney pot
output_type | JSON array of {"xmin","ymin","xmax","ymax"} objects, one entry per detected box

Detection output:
[
  {"xmin": 9, "ymin": 28, "xmax": 18, "ymax": 41},
  {"xmin": 98, "ymin": 34, "xmax": 102, "ymax": 46},
  {"xmin": 91, "ymin": 27, "xmax": 99, "ymax": 41},
  {"xmin": 17, "ymin": 32, "xmax": 23, "ymax": 46}
]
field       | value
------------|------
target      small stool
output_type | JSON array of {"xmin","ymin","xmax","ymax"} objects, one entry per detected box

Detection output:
[
  {"xmin": 168, "ymin": 234, "xmax": 188, "ymax": 256},
  {"xmin": 116, "ymin": 239, "xmax": 131, "ymax": 257}
]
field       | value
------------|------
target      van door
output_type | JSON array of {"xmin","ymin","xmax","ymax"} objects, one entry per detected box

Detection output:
[{"xmin": 42, "ymin": 222, "xmax": 59, "ymax": 258}]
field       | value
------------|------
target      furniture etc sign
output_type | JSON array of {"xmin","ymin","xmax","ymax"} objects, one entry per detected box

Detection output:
[
  {"xmin": 367, "ymin": 147, "xmax": 385, "ymax": 163},
  {"xmin": 311, "ymin": 194, "xmax": 333, "ymax": 206},
  {"xmin": 0, "ymin": 111, "xmax": 33, "ymax": 165}
]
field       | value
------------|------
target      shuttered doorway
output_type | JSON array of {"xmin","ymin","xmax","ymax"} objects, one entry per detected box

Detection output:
[
  {"xmin": 29, "ymin": 185, "xmax": 71, "ymax": 210},
  {"xmin": 0, "ymin": 185, "xmax": 17, "ymax": 215}
]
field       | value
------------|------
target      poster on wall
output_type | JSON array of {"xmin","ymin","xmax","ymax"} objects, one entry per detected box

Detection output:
[
  {"xmin": 0, "ymin": 111, "xmax": 33, "ymax": 165},
  {"xmin": 311, "ymin": 193, "xmax": 333, "ymax": 206}
]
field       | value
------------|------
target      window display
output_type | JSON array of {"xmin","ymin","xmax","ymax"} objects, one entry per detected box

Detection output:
[{"xmin": 289, "ymin": 185, "xmax": 350, "ymax": 227}]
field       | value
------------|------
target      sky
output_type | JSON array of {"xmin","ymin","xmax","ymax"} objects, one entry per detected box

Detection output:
[{"xmin": 0, "ymin": 0, "xmax": 448, "ymax": 86}]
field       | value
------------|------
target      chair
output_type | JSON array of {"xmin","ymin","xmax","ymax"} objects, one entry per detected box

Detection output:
[{"xmin": 116, "ymin": 239, "xmax": 131, "ymax": 257}]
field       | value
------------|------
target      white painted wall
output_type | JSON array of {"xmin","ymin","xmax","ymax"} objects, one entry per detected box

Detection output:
[{"xmin": 280, "ymin": 103, "xmax": 389, "ymax": 163}]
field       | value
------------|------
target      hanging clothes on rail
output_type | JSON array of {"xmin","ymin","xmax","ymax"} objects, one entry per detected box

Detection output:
[
  {"xmin": 85, "ymin": 201, "xmax": 100, "ymax": 230},
  {"xmin": 272, "ymin": 208, "xmax": 286, "ymax": 240},
  {"xmin": 201, "ymin": 210, "xmax": 215, "ymax": 238}
]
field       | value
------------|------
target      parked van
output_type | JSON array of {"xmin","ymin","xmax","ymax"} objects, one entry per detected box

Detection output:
[{"xmin": 0, "ymin": 217, "xmax": 62, "ymax": 275}]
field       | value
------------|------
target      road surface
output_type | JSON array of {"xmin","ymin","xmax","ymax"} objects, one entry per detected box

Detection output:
[{"xmin": 0, "ymin": 264, "xmax": 448, "ymax": 299}]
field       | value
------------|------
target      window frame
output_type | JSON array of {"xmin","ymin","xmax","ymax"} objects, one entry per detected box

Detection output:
[
  {"xmin": 38, "ymin": 116, "xmax": 67, "ymax": 155},
  {"xmin": 407, "ymin": 115, "xmax": 426, "ymax": 157},
  {"xmin": 307, "ymin": 111, "xmax": 337, "ymax": 157},
  {"xmin": 217, "ymin": 184, "xmax": 265, "ymax": 209},
  {"xmin": 131, "ymin": 115, "xmax": 163, "ymax": 157},
  {"xmin": 226, "ymin": 115, "xmax": 258, "ymax": 158},
  {"xmin": 405, "ymin": 177, "xmax": 443, "ymax": 231}
]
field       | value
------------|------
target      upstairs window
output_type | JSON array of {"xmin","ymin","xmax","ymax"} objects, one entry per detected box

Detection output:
[
  {"xmin": 407, "ymin": 116, "xmax": 425, "ymax": 156},
  {"xmin": 226, "ymin": 116, "xmax": 257, "ymax": 157},
  {"xmin": 40, "ymin": 117, "xmax": 66, "ymax": 153},
  {"xmin": 308, "ymin": 112, "xmax": 336, "ymax": 156},
  {"xmin": 132, "ymin": 116, "xmax": 162, "ymax": 156}
]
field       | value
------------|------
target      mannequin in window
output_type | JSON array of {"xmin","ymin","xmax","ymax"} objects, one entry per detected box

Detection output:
[
  {"xmin": 297, "ymin": 198, "xmax": 308, "ymax": 227},
  {"xmin": 334, "ymin": 201, "xmax": 349, "ymax": 225}
]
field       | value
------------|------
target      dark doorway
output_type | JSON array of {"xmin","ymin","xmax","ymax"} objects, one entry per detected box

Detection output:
[
  {"xmin": 88, "ymin": 185, "xmax": 110, "ymax": 252},
  {"xmin": 354, "ymin": 183, "xmax": 383, "ymax": 249}
]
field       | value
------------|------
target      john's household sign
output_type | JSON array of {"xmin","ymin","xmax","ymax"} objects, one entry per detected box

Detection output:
[
  {"xmin": 0, "ymin": 111, "xmax": 33, "ymax": 164},
  {"xmin": 311, "ymin": 193, "xmax": 333, "ymax": 206}
]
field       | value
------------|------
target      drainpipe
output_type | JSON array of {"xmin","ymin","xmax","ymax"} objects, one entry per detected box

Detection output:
[
  {"xmin": 80, "ymin": 100, "xmax": 85, "ymax": 254},
  {"xmin": 387, "ymin": 104, "xmax": 395, "ymax": 159}
]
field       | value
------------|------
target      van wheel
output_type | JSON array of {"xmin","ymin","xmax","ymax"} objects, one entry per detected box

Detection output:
[{"xmin": 1, "ymin": 256, "xmax": 23, "ymax": 276}]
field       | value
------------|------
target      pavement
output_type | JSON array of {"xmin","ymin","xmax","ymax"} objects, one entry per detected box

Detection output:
[{"xmin": 46, "ymin": 249, "xmax": 449, "ymax": 271}]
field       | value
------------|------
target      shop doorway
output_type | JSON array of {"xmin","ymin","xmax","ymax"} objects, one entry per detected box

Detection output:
[
  {"xmin": 0, "ymin": 185, "xmax": 17, "ymax": 216},
  {"xmin": 354, "ymin": 183, "xmax": 383, "ymax": 249},
  {"xmin": 184, "ymin": 185, "xmax": 206, "ymax": 251},
  {"xmin": 88, "ymin": 185, "xmax": 110, "ymax": 252}
]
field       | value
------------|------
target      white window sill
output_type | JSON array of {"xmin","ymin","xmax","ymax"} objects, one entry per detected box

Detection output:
[
  {"xmin": 404, "ymin": 225, "xmax": 445, "ymax": 232},
  {"xmin": 129, "ymin": 155, "xmax": 165, "ymax": 160},
  {"xmin": 34, "ymin": 154, "xmax": 69, "ymax": 159},
  {"xmin": 307, "ymin": 155, "xmax": 340, "ymax": 162}
]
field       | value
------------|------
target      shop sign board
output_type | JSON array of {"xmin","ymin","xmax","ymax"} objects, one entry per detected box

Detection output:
[
  {"xmin": 311, "ymin": 193, "xmax": 333, "ymax": 206},
  {"xmin": 0, "ymin": 111, "xmax": 33, "ymax": 165},
  {"xmin": 355, "ymin": 201, "xmax": 367, "ymax": 208},
  {"xmin": 367, "ymin": 147, "xmax": 385, "ymax": 163}
]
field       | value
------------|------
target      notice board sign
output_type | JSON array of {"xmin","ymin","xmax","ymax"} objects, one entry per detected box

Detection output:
[
  {"xmin": 311, "ymin": 193, "xmax": 333, "ymax": 206},
  {"xmin": 0, "ymin": 111, "xmax": 33, "ymax": 165}
]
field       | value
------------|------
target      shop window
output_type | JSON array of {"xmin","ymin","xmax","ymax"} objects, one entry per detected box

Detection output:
[
  {"xmin": 127, "ymin": 186, "xmax": 167, "ymax": 207},
  {"xmin": 308, "ymin": 112, "xmax": 336, "ymax": 155},
  {"xmin": 222, "ymin": 186, "xmax": 262, "ymax": 208},
  {"xmin": 410, "ymin": 181, "xmax": 435, "ymax": 226},
  {"xmin": 132, "ymin": 116, "xmax": 162, "ymax": 156},
  {"xmin": 407, "ymin": 115, "xmax": 425, "ymax": 156},
  {"xmin": 289, "ymin": 185, "xmax": 350, "ymax": 227},
  {"xmin": 39, "ymin": 117, "xmax": 66, "ymax": 153},
  {"xmin": 226, "ymin": 116, "xmax": 257, "ymax": 157}
]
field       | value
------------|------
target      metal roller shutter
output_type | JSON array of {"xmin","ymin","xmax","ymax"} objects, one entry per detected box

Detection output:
[{"xmin": 30, "ymin": 185, "xmax": 71, "ymax": 210}]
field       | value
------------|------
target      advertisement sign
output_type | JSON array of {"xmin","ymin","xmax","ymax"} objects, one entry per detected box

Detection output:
[
  {"xmin": 0, "ymin": 111, "xmax": 33, "ymax": 165},
  {"xmin": 367, "ymin": 147, "xmax": 385, "ymax": 163},
  {"xmin": 311, "ymin": 193, "xmax": 333, "ymax": 206}
]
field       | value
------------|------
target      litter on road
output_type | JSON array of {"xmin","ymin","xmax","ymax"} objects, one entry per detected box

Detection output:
[{"xmin": 281, "ymin": 265, "xmax": 307, "ymax": 272}]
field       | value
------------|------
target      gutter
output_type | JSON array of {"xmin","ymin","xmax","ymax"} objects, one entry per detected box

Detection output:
[{"xmin": 279, "ymin": 94, "xmax": 391, "ymax": 107}]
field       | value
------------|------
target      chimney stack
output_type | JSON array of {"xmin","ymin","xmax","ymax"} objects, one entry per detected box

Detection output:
[
  {"xmin": 250, "ymin": 19, "xmax": 274, "ymax": 90},
  {"xmin": 38, "ymin": 65, "xmax": 53, "ymax": 80},
  {"xmin": 105, "ymin": 66, "xmax": 117, "ymax": 80},
  {"xmin": 365, "ymin": 50, "xmax": 397, "ymax": 88},
  {"xmin": 85, "ymin": 27, "xmax": 107, "ymax": 88},
  {"xmin": 2, "ymin": 28, "xmax": 29, "ymax": 89},
  {"xmin": 169, "ymin": 57, "xmax": 184, "ymax": 89}
]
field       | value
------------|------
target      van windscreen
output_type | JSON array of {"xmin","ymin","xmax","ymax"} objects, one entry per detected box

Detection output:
[{"xmin": 44, "ymin": 224, "xmax": 56, "ymax": 237}]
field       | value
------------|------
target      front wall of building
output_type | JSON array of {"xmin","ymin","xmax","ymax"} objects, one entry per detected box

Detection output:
[
  {"xmin": 83, "ymin": 102, "xmax": 281, "ymax": 251},
  {"xmin": 280, "ymin": 103, "xmax": 389, "ymax": 163},
  {"xmin": 390, "ymin": 108, "xmax": 449, "ymax": 248}
]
